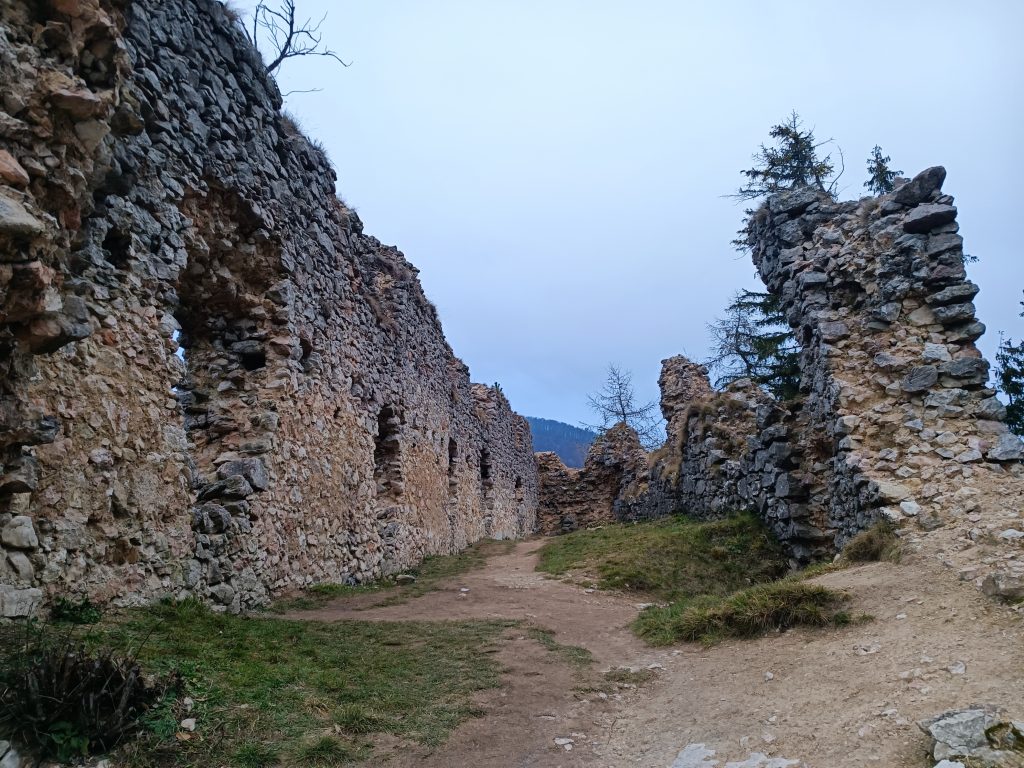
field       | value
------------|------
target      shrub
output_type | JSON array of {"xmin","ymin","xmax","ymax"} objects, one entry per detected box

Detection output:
[
  {"xmin": 841, "ymin": 520, "xmax": 902, "ymax": 563},
  {"xmin": 51, "ymin": 596, "xmax": 103, "ymax": 625},
  {"xmin": 0, "ymin": 633, "xmax": 162, "ymax": 761}
]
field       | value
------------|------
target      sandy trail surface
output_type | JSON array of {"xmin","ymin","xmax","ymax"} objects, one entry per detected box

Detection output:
[{"xmin": 291, "ymin": 539, "xmax": 1024, "ymax": 768}]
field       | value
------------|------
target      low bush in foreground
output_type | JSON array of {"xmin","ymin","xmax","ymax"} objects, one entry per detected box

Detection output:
[
  {"xmin": 2, "ymin": 600, "xmax": 514, "ymax": 766},
  {"xmin": 0, "ymin": 630, "xmax": 161, "ymax": 762},
  {"xmin": 632, "ymin": 580, "xmax": 852, "ymax": 646},
  {"xmin": 536, "ymin": 513, "xmax": 789, "ymax": 601}
]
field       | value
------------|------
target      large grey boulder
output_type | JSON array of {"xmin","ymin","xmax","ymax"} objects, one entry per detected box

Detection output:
[
  {"xmin": 0, "ymin": 585, "xmax": 42, "ymax": 617},
  {"xmin": 893, "ymin": 165, "xmax": 946, "ymax": 205},
  {"xmin": 0, "ymin": 190, "xmax": 43, "ymax": 236},
  {"xmin": 1, "ymin": 515, "xmax": 38, "ymax": 549},
  {"xmin": 903, "ymin": 204, "xmax": 957, "ymax": 234}
]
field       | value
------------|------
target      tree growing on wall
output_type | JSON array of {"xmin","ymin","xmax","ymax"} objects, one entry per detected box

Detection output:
[
  {"xmin": 996, "ymin": 292, "xmax": 1024, "ymax": 435},
  {"xmin": 864, "ymin": 145, "xmax": 902, "ymax": 195},
  {"xmin": 584, "ymin": 364, "xmax": 664, "ymax": 451},
  {"xmin": 736, "ymin": 111, "xmax": 840, "ymax": 200},
  {"xmin": 248, "ymin": 0, "xmax": 349, "ymax": 75},
  {"xmin": 705, "ymin": 289, "xmax": 801, "ymax": 401}
]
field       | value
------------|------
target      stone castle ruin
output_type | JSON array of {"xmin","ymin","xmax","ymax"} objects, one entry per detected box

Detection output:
[
  {"xmin": 538, "ymin": 169, "xmax": 1024, "ymax": 574},
  {"xmin": 0, "ymin": 0, "xmax": 537, "ymax": 617},
  {"xmin": 2, "ymin": 0, "xmax": 1023, "ymax": 619}
]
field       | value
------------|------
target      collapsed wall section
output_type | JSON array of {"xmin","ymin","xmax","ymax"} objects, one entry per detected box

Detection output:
[
  {"xmin": 748, "ymin": 169, "xmax": 1023, "ymax": 546},
  {"xmin": 0, "ymin": 0, "xmax": 537, "ymax": 617},
  {"xmin": 536, "ymin": 172, "xmax": 1024, "ymax": 569},
  {"xmin": 534, "ymin": 422, "xmax": 647, "ymax": 534}
]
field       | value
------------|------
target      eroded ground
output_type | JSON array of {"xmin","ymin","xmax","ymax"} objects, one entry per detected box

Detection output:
[{"xmin": 291, "ymin": 539, "xmax": 1024, "ymax": 768}]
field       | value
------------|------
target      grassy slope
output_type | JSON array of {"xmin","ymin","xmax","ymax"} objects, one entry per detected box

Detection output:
[
  {"xmin": 0, "ymin": 540, "xmax": 539, "ymax": 767},
  {"xmin": 537, "ymin": 513, "xmax": 854, "ymax": 646},
  {"xmin": 101, "ymin": 600, "xmax": 511, "ymax": 767},
  {"xmin": 536, "ymin": 513, "xmax": 789, "ymax": 602}
]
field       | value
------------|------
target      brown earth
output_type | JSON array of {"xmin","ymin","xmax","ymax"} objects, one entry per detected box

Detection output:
[{"xmin": 291, "ymin": 539, "xmax": 1024, "ymax": 768}]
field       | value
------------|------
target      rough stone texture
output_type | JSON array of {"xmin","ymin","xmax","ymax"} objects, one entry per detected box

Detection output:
[
  {"xmin": 920, "ymin": 707, "xmax": 1024, "ymax": 767},
  {"xmin": 537, "ymin": 169, "xmax": 1024, "ymax": 570},
  {"xmin": 0, "ymin": 0, "xmax": 537, "ymax": 613},
  {"xmin": 746, "ymin": 168, "xmax": 1024, "ymax": 549},
  {"xmin": 534, "ymin": 422, "xmax": 647, "ymax": 534}
]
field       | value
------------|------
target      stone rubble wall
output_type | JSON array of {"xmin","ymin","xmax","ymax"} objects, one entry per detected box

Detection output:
[
  {"xmin": 536, "ymin": 171, "xmax": 1024, "ymax": 570},
  {"xmin": 748, "ymin": 169, "xmax": 1023, "ymax": 549},
  {"xmin": 534, "ymin": 422, "xmax": 647, "ymax": 534},
  {"xmin": 0, "ymin": 0, "xmax": 537, "ymax": 617}
]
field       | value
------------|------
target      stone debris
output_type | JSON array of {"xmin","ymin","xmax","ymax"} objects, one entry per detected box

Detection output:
[
  {"xmin": 670, "ymin": 744, "xmax": 802, "ymax": 768},
  {"xmin": 920, "ymin": 706, "xmax": 1024, "ymax": 767}
]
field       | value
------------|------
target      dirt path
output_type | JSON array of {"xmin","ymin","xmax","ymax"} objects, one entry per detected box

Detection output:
[{"xmin": 291, "ymin": 540, "xmax": 1024, "ymax": 768}]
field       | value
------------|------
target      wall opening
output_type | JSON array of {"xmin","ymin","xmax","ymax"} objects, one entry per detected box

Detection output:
[
  {"xmin": 102, "ymin": 227, "xmax": 132, "ymax": 269},
  {"xmin": 374, "ymin": 406, "xmax": 403, "ymax": 498},
  {"xmin": 239, "ymin": 347, "xmax": 267, "ymax": 371},
  {"xmin": 447, "ymin": 438, "xmax": 458, "ymax": 494},
  {"xmin": 480, "ymin": 448, "xmax": 493, "ymax": 495}
]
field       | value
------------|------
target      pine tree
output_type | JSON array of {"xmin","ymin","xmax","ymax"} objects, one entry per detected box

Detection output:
[
  {"xmin": 996, "ymin": 293, "xmax": 1024, "ymax": 435},
  {"xmin": 864, "ymin": 145, "xmax": 902, "ymax": 195},
  {"xmin": 736, "ymin": 111, "xmax": 838, "ymax": 200},
  {"xmin": 705, "ymin": 289, "xmax": 801, "ymax": 401}
]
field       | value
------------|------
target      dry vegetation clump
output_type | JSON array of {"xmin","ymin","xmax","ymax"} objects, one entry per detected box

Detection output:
[
  {"xmin": 841, "ymin": 519, "xmax": 902, "ymax": 564},
  {"xmin": 633, "ymin": 580, "xmax": 853, "ymax": 646}
]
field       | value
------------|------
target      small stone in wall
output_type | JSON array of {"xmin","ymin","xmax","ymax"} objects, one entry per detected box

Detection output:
[
  {"xmin": 0, "ymin": 190, "xmax": 44, "ymax": 236},
  {"xmin": 987, "ymin": 434, "xmax": 1024, "ymax": 462},
  {"xmin": 1, "ymin": 515, "xmax": 38, "ymax": 549}
]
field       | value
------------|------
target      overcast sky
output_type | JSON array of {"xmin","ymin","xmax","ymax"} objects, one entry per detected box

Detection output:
[{"xmin": 238, "ymin": 0, "xmax": 1024, "ymax": 427}]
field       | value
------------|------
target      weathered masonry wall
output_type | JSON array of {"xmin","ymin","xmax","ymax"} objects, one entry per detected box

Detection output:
[
  {"xmin": 534, "ymin": 422, "xmax": 647, "ymax": 534},
  {"xmin": 748, "ymin": 170, "xmax": 1023, "ymax": 546},
  {"xmin": 0, "ymin": 0, "xmax": 537, "ymax": 617},
  {"xmin": 537, "ymin": 171, "xmax": 1024, "ymax": 567}
]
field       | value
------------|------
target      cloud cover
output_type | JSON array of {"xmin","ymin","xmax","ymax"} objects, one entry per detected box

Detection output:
[{"xmin": 239, "ymin": 0, "xmax": 1024, "ymax": 427}]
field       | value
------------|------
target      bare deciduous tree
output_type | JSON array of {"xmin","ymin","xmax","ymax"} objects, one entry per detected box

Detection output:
[
  {"xmin": 583, "ymin": 364, "xmax": 664, "ymax": 451},
  {"xmin": 249, "ymin": 0, "xmax": 349, "ymax": 75}
]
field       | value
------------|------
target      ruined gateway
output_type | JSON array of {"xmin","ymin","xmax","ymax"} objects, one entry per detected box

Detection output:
[
  {"xmin": 0, "ymin": 0, "xmax": 538, "ymax": 616},
  {"xmin": 3, "ymin": 0, "xmax": 1024, "ymax": 621}
]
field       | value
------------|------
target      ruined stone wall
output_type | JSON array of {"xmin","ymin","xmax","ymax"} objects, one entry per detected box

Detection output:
[
  {"xmin": 534, "ymin": 423, "xmax": 647, "ymax": 534},
  {"xmin": 747, "ymin": 169, "xmax": 1023, "ymax": 546},
  {"xmin": 0, "ymin": 0, "xmax": 537, "ymax": 617},
  {"xmin": 537, "ymin": 172, "xmax": 1024, "ymax": 567}
]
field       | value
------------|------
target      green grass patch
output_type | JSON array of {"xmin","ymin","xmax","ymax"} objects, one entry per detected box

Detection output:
[
  {"xmin": 372, "ymin": 539, "xmax": 515, "ymax": 606},
  {"xmin": 632, "ymin": 580, "xmax": 852, "ymax": 646},
  {"xmin": 536, "ymin": 513, "xmax": 788, "ymax": 602},
  {"xmin": 272, "ymin": 539, "xmax": 516, "ymax": 612},
  {"xmin": 526, "ymin": 627, "xmax": 593, "ymax": 670},
  {"xmin": 0, "ymin": 600, "xmax": 515, "ymax": 766}
]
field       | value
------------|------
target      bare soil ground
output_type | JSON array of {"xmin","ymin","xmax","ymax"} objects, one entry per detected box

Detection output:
[{"xmin": 291, "ymin": 540, "xmax": 1024, "ymax": 768}]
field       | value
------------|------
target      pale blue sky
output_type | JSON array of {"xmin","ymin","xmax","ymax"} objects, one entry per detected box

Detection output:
[{"xmin": 236, "ymin": 0, "xmax": 1024, "ymax": 426}]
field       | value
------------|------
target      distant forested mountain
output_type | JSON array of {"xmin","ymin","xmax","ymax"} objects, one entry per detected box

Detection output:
[{"xmin": 525, "ymin": 417, "xmax": 597, "ymax": 468}]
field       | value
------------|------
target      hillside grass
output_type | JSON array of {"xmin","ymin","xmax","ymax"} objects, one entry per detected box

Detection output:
[
  {"xmin": 1, "ymin": 600, "xmax": 514, "ymax": 767},
  {"xmin": 632, "ymin": 580, "xmax": 854, "ymax": 646},
  {"xmin": 536, "ymin": 513, "xmax": 790, "ymax": 602},
  {"xmin": 537, "ymin": 513, "xmax": 855, "ymax": 646}
]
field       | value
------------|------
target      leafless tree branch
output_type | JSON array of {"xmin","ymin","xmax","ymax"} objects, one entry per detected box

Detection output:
[{"xmin": 249, "ymin": 0, "xmax": 350, "ymax": 75}]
